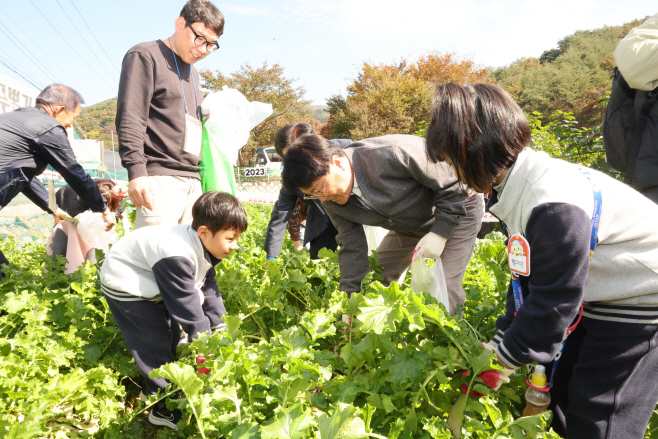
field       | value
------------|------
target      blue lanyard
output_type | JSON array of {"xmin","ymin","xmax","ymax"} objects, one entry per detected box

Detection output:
[
  {"xmin": 511, "ymin": 169, "xmax": 602, "ymax": 390},
  {"xmin": 168, "ymin": 38, "xmax": 200, "ymax": 119}
]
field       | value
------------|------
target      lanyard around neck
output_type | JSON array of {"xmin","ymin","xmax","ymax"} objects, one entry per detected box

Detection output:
[
  {"xmin": 509, "ymin": 168, "xmax": 601, "ymax": 390},
  {"xmin": 168, "ymin": 38, "xmax": 199, "ymax": 119}
]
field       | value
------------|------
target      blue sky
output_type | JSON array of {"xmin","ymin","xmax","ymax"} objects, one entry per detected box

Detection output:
[{"xmin": 0, "ymin": 0, "xmax": 655, "ymax": 106}]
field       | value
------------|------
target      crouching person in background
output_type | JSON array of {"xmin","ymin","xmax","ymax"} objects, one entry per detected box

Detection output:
[{"xmin": 99, "ymin": 191, "xmax": 246, "ymax": 429}]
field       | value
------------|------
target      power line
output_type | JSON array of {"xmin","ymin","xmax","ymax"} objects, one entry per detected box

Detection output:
[
  {"xmin": 0, "ymin": 49, "xmax": 43, "ymax": 89},
  {"xmin": 27, "ymin": 0, "xmax": 116, "ymax": 94},
  {"xmin": 0, "ymin": 55, "xmax": 42, "ymax": 90},
  {"xmin": 69, "ymin": 0, "xmax": 121, "ymax": 75},
  {"xmin": 0, "ymin": 5, "xmax": 71, "ymax": 84},
  {"xmin": 54, "ymin": 0, "xmax": 118, "ymax": 86},
  {"xmin": 0, "ymin": 20, "xmax": 59, "ymax": 85}
]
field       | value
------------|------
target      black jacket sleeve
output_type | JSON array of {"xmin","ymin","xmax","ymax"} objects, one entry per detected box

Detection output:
[
  {"xmin": 263, "ymin": 186, "xmax": 299, "ymax": 258},
  {"xmin": 35, "ymin": 128, "xmax": 107, "ymax": 213},
  {"xmin": 495, "ymin": 203, "xmax": 591, "ymax": 368},
  {"xmin": 201, "ymin": 255, "xmax": 226, "ymax": 328},
  {"xmin": 22, "ymin": 178, "xmax": 53, "ymax": 214},
  {"xmin": 152, "ymin": 256, "xmax": 210, "ymax": 341}
]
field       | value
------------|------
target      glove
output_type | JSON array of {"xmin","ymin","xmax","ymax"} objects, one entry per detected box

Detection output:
[
  {"xmin": 481, "ymin": 341, "xmax": 496, "ymax": 351},
  {"xmin": 414, "ymin": 232, "xmax": 447, "ymax": 260},
  {"xmin": 460, "ymin": 368, "xmax": 514, "ymax": 396}
]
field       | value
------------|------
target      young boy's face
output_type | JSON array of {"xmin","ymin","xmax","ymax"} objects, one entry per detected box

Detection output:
[{"xmin": 198, "ymin": 227, "xmax": 241, "ymax": 259}]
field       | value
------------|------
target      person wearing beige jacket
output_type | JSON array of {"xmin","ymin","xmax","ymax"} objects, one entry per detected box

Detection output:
[
  {"xmin": 614, "ymin": 13, "xmax": 658, "ymax": 202},
  {"xmin": 614, "ymin": 13, "xmax": 658, "ymax": 91}
]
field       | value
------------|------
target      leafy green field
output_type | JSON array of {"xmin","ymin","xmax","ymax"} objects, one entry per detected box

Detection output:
[{"xmin": 0, "ymin": 203, "xmax": 654, "ymax": 438}]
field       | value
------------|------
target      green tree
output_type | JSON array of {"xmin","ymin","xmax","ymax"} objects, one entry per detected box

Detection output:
[
  {"xmin": 493, "ymin": 18, "xmax": 647, "ymax": 125},
  {"xmin": 201, "ymin": 62, "xmax": 312, "ymax": 165},
  {"xmin": 77, "ymin": 97, "xmax": 118, "ymax": 149},
  {"xmin": 327, "ymin": 52, "xmax": 492, "ymax": 140},
  {"xmin": 530, "ymin": 93, "xmax": 618, "ymax": 178}
]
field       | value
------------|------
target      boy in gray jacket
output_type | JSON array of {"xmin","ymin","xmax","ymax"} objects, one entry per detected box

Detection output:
[{"xmin": 100, "ymin": 191, "xmax": 246, "ymax": 429}]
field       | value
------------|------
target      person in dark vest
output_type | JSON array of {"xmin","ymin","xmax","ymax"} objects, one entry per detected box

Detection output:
[
  {"xmin": 282, "ymin": 133, "xmax": 483, "ymax": 316},
  {"xmin": 0, "ymin": 84, "xmax": 115, "ymax": 277},
  {"xmin": 264, "ymin": 123, "xmax": 351, "ymax": 261}
]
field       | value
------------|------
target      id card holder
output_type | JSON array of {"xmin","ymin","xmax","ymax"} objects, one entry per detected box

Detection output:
[
  {"xmin": 183, "ymin": 113, "xmax": 202, "ymax": 158},
  {"xmin": 508, "ymin": 234, "xmax": 531, "ymax": 276}
]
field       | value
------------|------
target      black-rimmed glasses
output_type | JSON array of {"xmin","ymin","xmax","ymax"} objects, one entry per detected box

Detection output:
[
  {"xmin": 303, "ymin": 177, "xmax": 328, "ymax": 200},
  {"xmin": 186, "ymin": 21, "xmax": 220, "ymax": 52}
]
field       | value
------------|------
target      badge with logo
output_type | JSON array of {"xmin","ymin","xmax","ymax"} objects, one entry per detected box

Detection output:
[{"xmin": 508, "ymin": 234, "xmax": 530, "ymax": 276}]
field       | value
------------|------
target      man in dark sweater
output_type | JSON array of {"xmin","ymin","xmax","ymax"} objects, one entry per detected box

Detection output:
[{"xmin": 116, "ymin": 0, "xmax": 224, "ymax": 229}]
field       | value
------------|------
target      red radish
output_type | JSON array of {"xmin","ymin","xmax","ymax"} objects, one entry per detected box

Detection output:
[
  {"xmin": 198, "ymin": 367, "xmax": 210, "ymax": 375},
  {"xmin": 196, "ymin": 355, "xmax": 205, "ymax": 365},
  {"xmin": 460, "ymin": 370, "xmax": 502, "ymax": 397}
]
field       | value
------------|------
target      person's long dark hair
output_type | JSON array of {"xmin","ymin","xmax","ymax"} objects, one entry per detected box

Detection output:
[
  {"xmin": 425, "ymin": 83, "xmax": 531, "ymax": 192},
  {"xmin": 95, "ymin": 179, "xmax": 120, "ymax": 212}
]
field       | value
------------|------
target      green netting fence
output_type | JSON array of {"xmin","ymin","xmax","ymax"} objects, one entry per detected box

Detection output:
[
  {"xmin": 0, "ymin": 164, "xmax": 130, "ymax": 243},
  {"xmin": 0, "ymin": 165, "xmax": 282, "ymax": 243}
]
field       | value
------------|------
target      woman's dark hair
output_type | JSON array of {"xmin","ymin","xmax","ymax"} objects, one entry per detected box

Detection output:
[
  {"xmin": 95, "ymin": 179, "xmax": 119, "ymax": 212},
  {"xmin": 180, "ymin": 0, "xmax": 224, "ymax": 36},
  {"xmin": 192, "ymin": 191, "xmax": 247, "ymax": 234},
  {"xmin": 274, "ymin": 122, "xmax": 315, "ymax": 156},
  {"xmin": 281, "ymin": 134, "xmax": 345, "ymax": 190},
  {"xmin": 426, "ymin": 83, "xmax": 531, "ymax": 192}
]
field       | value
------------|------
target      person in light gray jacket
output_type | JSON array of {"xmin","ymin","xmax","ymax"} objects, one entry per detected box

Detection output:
[
  {"xmin": 281, "ymin": 133, "xmax": 483, "ymax": 315},
  {"xmin": 426, "ymin": 82, "xmax": 658, "ymax": 439}
]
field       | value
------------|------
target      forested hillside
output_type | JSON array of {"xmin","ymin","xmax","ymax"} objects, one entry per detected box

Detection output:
[
  {"xmin": 493, "ymin": 17, "xmax": 647, "ymax": 124},
  {"xmin": 77, "ymin": 97, "xmax": 117, "ymax": 148}
]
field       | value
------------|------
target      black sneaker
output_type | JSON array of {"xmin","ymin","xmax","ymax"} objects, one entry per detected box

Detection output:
[{"xmin": 148, "ymin": 405, "xmax": 182, "ymax": 430}]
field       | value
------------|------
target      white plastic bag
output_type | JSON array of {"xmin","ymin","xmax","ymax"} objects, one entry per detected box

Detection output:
[
  {"xmin": 200, "ymin": 86, "xmax": 273, "ymax": 166},
  {"xmin": 75, "ymin": 210, "xmax": 118, "ymax": 254},
  {"xmin": 363, "ymin": 225, "xmax": 389, "ymax": 258},
  {"xmin": 121, "ymin": 215, "xmax": 132, "ymax": 235},
  {"xmin": 410, "ymin": 256, "xmax": 449, "ymax": 310}
]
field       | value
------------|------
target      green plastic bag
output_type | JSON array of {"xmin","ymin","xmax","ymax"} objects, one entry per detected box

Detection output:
[{"xmin": 199, "ymin": 118, "xmax": 236, "ymax": 195}]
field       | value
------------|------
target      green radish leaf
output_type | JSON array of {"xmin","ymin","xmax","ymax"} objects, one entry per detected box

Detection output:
[
  {"xmin": 261, "ymin": 403, "xmax": 316, "ymax": 439},
  {"xmin": 447, "ymin": 394, "xmax": 468, "ymax": 439},
  {"xmin": 316, "ymin": 402, "xmax": 368, "ymax": 439},
  {"xmin": 300, "ymin": 309, "xmax": 336, "ymax": 341}
]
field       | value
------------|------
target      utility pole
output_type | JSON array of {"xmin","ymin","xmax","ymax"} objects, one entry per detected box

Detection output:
[{"xmin": 111, "ymin": 130, "xmax": 116, "ymax": 180}]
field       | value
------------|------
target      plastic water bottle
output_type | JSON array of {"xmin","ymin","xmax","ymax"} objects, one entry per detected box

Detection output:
[{"xmin": 523, "ymin": 365, "xmax": 551, "ymax": 416}]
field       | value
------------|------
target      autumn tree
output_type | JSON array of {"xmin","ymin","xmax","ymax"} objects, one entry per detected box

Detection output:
[
  {"xmin": 327, "ymin": 52, "xmax": 493, "ymax": 140},
  {"xmin": 201, "ymin": 62, "xmax": 313, "ymax": 165},
  {"xmin": 492, "ymin": 18, "xmax": 646, "ymax": 125}
]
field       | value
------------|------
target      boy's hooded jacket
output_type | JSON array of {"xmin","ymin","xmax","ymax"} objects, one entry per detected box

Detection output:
[{"xmin": 100, "ymin": 224, "xmax": 225, "ymax": 340}]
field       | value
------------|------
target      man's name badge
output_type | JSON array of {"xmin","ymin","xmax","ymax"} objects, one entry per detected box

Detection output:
[
  {"xmin": 183, "ymin": 114, "xmax": 202, "ymax": 158},
  {"xmin": 508, "ymin": 234, "xmax": 530, "ymax": 276}
]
